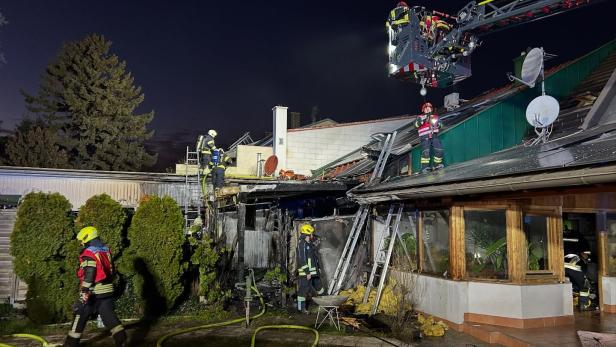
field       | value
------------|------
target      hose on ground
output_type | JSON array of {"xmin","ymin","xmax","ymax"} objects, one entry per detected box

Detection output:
[
  {"xmin": 251, "ymin": 325, "xmax": 319, "ymax": 347},
  {"xmin": 0, "ymin": 333, "xmax": 51, "ymax": 347},
  {"xmin": 155, "ymin": 285, "xmax": 265, "ymax": 347}
]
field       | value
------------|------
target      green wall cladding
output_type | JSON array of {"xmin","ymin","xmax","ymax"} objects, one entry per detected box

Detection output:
[{"xmin": 411, "ymin": 40, "xmax": 616, "ymax": 173}]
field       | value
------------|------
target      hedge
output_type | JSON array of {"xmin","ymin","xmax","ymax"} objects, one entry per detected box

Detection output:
[
  {"xmin": 75, "ymin": 193, "xmax": 127, "ymax": 260},
  {"xmin": 10, "ymin": 192, "xmax": 78, "ymax": 323},
  {"xmin": 126, "ymin": 195, "xmax": 187, "ymax": 312}
]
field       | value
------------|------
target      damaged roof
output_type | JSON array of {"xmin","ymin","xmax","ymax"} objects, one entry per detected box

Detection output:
[
  {"xmin": 316, "ymin": 41, "xmax": 616, "ymax": 182},
  {"xmin": 350, "ymin": 64, "xmax": 616, "ymax": 203}
]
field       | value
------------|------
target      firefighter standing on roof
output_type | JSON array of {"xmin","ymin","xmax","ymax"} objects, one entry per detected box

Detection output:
[
  {"xmin": 415, "ymin": 102, "xmax": 444, "ymax": 173},
  {"xmin": 64, "ymin": 227, "xmax": 126, "ymax": 347},
  {"xmin": 296, "ymin": 224, "xmax": 324, "ymax": 313}
]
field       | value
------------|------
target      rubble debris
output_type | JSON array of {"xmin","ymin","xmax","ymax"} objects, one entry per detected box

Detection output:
[{"xmin": 339, "ymin": 284, "xmax": 404, "ymax": 316}]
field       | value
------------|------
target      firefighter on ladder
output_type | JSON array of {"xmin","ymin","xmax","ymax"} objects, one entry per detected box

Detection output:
[
  {"xmin": 296, "ymin": 224, "xmax": 324, "ymax": 313},
  {"xmin": 64, "ymin": 227, "xmax": 127, "ymax": 347},
  {"xmin": 196, "ymin": 129, "xmax": 217, "ymax": 172},
  {"xmin": 415, "ymin": 102, "xmax": 444, "ymax": 173}
]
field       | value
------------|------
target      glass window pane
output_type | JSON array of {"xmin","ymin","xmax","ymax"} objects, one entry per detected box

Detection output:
[
  {"xmin": 464, "ymin": 210, "xmax": 508, "ymax": 279},
  {"xmin": 523, "ymin": 214, "xmax": 549, "ymax": 271},
  {"xmin": 607, "ymin": 214, "xmax": 616, "ymax": 275},
  {"xmin": 393, "ymin": 211, "xmax": 418, "ymax": 271},
  {"xmin": 421, "ymin": 210, "xmax": 450, "ymax": 276}
]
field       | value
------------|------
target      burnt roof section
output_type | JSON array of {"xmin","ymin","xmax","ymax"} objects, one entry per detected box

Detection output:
[{"xmin": 317, "ymin": 48, "xmax": 616, "ymax": 182}]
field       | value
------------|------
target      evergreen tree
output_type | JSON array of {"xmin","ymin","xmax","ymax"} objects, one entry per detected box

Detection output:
[
  {"xmin": 23, "ymin": 34, "xmax": 156, "ymax": 171},
  {"xmin": 3, "ymin": 119, "xmax": 70, "ymax": 168}
]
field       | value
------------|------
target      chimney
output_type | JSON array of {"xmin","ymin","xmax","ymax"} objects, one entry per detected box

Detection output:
[
  {"xmin": 289, "ymin": 112, "xmax": 301, "ymax": 129},
  {"xmin": 272, "ymin": 106, "xmax": 288, "ymax": 175}
]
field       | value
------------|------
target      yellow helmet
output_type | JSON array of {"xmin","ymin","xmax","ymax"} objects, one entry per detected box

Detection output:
[
  {"xmin": 300, "ymin": 224, "xmax": 315, "ymax": 235},
  {"xmin": 208, "ymin": 129, "xmax": 218, "ymax": 137},
  {"xmin": 76, "ymin": 226, "xmax": 99, "ymax": 245}
]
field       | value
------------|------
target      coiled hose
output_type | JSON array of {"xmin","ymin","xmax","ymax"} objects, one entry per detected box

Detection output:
[
  {"xmin": 0, "ymin": 333, "xmax": 51, "ymax": 347},
  {"xmin": 251, "ymin": 325, "xmax": 319, "ymax": 347}
]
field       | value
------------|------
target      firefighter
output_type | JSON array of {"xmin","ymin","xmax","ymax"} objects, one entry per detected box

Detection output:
[
  {"xmin": 420, "ymin": 14, "xmax": 451, "ymax": 44},
  {"xmin": 64, "ymin": 227, "xmax": 126, "ymax": 347},
  {"xmin": 196, "ymin": 129, "xmax": 217, "ymax": 170},
  {"xmin": 296, "ymin": 224, "xmax": 324, "ymax": 313},
  {"xmin": 386, "ymin": 1, "xmax": 411, "ymax": 31},
  {"xmin": 415, "ymin": 102, "xmax": 444, "ymax": 173},
  {"xmin": 210, "ymin": 148, "xmax": 232, "ymax": 190}
]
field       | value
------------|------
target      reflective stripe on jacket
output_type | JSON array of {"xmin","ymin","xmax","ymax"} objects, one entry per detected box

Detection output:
[
  {"xmin": 415, "ymin": 113, "xmax": 441, "ymax": 138},
  {"xmin": 297, "ymin": 239, "xmax": 319, "ymax": 276}
]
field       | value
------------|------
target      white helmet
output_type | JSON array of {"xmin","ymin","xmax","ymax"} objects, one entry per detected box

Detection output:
[{"xmin": 208, "ymin": 129, "xmax": 218, "ymax": 137}]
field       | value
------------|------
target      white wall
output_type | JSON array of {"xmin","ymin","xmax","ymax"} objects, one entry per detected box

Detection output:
[
  {"xmin": 226, "ymin": 145, "xmax": 273, "ymax": 177},
  {"xmin": 391, "ymin": 271, "xmax": 573, "ymax": 324},
  {"xmin": 285, "ymin": 117, "xmax": 411, "ymax": 175}
]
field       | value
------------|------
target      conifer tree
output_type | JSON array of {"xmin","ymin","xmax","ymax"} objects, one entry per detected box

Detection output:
[{"xmin": 23, "ymin": 34, "xmax": 156, "ymax": 171}]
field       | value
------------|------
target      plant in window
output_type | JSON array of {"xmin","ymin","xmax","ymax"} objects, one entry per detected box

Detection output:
[
  {"xmin": 466, "ymin": 218, "xmax": 507, "ymax": 277},
  {"xmin": 527, "ymin": 242, "xmax": 545, "ymax": 271}
]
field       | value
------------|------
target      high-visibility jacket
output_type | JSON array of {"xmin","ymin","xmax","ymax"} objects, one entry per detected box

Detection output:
[
  {"xmin": 77, "ymin": 241, "xmax": 114, "ymax": 295},
  {"xmin": 197, "ymin": 135, "xmax": 216, "ymax": 154},
  {"xmin": 297, "ymin": 238, "xmax": 319, "ymax": 277},
  {"xmin": 386, "ymin": 6, "xmax": 410, "ymax": 29},
  {"xmin": 415, "ymin": 112, "xmax": 442, "ymax": 138}
]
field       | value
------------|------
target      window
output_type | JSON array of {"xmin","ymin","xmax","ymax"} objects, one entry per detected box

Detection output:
[
  {"xmin": 523, "ymin": 214, "xmax": 549, "ymax": 271},
  {"xmin": 607, "ymin": 214, "xmax": 616, "ymax": 276},
  {"xmin": 464, "ymin": 210, "xmax": 508, "ymax": 279},
  {"xmin": 392, "ymin": 211, "xmax": 418, "ymax": 271},
  {"xmin": 421, "ymin": 210, "xmax": 450, "ymax": 276}
]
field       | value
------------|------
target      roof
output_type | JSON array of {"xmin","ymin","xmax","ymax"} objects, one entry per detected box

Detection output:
[
  {"xmin": 288, "ymin": 114, "xmax": 413, "ymax": 133},
  {"xmin": 351, "ymin": 70, "xmax": 616, "ymax": 203},
  {"xmin": 316, "ymin": 43, "xmax": 616, "ymax": 181}
]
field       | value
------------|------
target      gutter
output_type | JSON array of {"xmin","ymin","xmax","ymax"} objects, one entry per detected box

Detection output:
[{"xmin": 349, "ymin": 165, "xmax": 616, "ymax": 204}]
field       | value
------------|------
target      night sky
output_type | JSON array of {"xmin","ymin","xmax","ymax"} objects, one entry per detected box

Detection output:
[{"xmin": 0, "ymin": 1, "xmax": 615, "ymax": 170}]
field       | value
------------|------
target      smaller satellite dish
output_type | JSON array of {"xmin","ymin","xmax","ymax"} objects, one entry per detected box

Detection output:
[
  {"xmin": 521, "ymin": 48, "xmax": 544, "ymax": 86},
  {"xmin": 526, "ymin": 95, "xmax": 559, "ymax": 128},
  {"xmin": 263, "ymin": 155, "xmax": 278, "ymax": 176}
]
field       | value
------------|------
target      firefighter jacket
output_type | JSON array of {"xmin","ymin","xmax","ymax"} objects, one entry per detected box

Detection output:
[
  {"xmin": 386, "ymin": 6, "xmax": 410, "ymax": 29},
  {"xmin": 197, "ymin": 135, "xmax": 216, "ymax": 154},
  {"xmin": 77, "ymin": 239, "xmax": 114, "ymax": 296},
  {"xmin": 297, "ymin": 238, "xmax": 319, "ymax": 277},
  {"xmin": 415, "ymin": 112, "xmax": 442, "ymax": 138}
]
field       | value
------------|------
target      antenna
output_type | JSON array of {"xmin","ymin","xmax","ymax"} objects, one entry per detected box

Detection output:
[
  {"xmin": 508, "ymin": 47, "xmax": 545, "ymax": 90},
  {"xmin": 525, "ymin": 95, "xmax": 560, "ymax": 145}
]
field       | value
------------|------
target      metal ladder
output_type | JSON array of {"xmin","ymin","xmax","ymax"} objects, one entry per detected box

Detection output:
[
  {"xmin": 184, "ymin": 146, "xmax": 203, "ymax": 235},
  {"xmin": 363, "ymin": 203, "xmax": 404, "ymax": 315},
  {"xmin": 327, "ymin": 131, "xmax": 398, "ymax": 295}
]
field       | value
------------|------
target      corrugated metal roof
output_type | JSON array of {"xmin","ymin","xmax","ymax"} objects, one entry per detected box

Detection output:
[{"xmin": 0, "ymin": 166, "xmax": 187, "ymax": 209}]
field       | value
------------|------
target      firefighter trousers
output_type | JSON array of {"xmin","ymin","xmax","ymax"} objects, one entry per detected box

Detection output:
[
  {"xmin": 420, "ymin": 136, "xmax": 444, "ymax": 170},
  {"xmin": 297, "ymin": 276, "xmax": 324, "ymax": 311},
  {"xmin": 65, "ymin": 296, "xmax": 126, "ymax": 347},
  {"xmin": 212, "ymin": 167, "xmax": 225, "ymax": 189}
]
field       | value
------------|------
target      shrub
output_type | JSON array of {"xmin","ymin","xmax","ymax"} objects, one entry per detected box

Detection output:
[
  {"xmin": 75, "ymin": 194, "xmax": 127, "ymax": 260},
  {"xmin": 189, "ymin": 236, "xmax": 228, "ymax": 304},
  {"xmin": 10, "ymin": 192, "xmax": 78, "ymax": 323},
  {"xmin": 126, "ymin": 195, "xmax": 186, "ymax": 312}
]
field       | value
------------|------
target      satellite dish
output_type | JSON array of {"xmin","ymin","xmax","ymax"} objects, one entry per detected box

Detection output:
[
  {"xmin": 521, "ymin": 48, "xmax": 544, "ymax": 87},
  {"xmin": 526, "ymin": 95, "xmax": 559, "ymax": 128},
  {"xmin": 263, "ymin": 155, "xmax": 278, "ymax": 176}
]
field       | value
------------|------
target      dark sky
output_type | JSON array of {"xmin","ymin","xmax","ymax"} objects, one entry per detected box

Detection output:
[{"xmin": 0, "ymin": 1, "xmax": 615, "ymax": 168}]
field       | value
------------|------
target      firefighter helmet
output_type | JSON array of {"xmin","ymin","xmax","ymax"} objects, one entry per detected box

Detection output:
[
  {"xmin": 208, "ymin": 129, "xmax": 218, "ymax": 137},
  {"xmin": 77, "ymin": 226, "xmax": 99, "ymax": 245},
  {"xmin": 421, "ymin": 102, "xmax": 433, "ymax": 112},
  {"xmin": 300, "ymin": 224, "xmax": 315, "ymax": 235},
  {"xmin": 397, "ymin": 1, "xmax": 409, "ymax": 8}
]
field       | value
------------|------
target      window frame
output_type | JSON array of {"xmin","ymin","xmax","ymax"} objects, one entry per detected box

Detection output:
[{"xmin": 417, "ymin": 209, "xmax": 451, "ymax": 277}]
